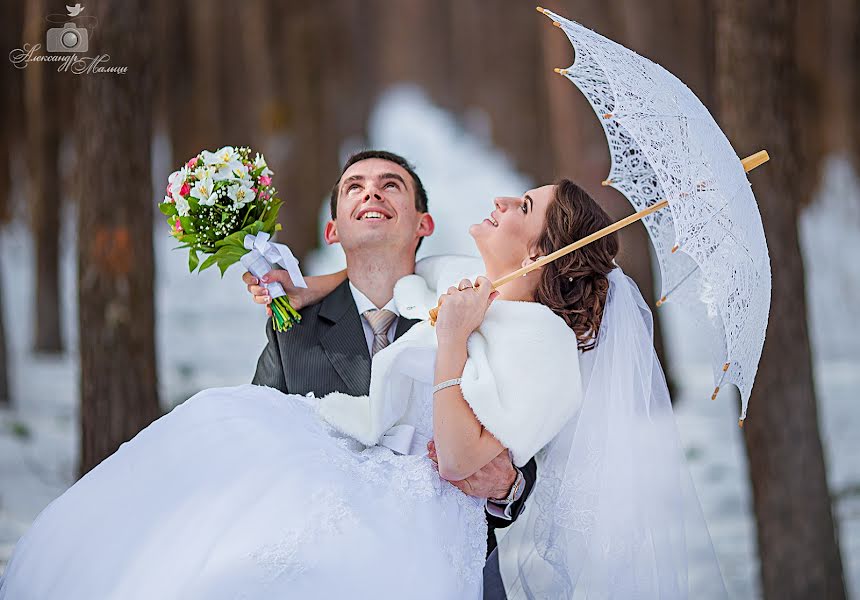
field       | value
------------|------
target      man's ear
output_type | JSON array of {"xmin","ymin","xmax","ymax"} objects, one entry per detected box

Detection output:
[
  {"xmin": 417, "ymin": 213, "xmax": 435, "ymax": 238},
  {"xmin": 323, "ymin": 220, "xmax": 340, "ymax": 245}
]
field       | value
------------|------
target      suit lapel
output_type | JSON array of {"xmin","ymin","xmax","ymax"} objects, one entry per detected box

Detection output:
[
  {"xmin": 318, "ymin": 280, "xmax": 372, "ymax": 396},
  {"xmin": 394, "ymin": 315, "xmax": 421, "ymax": 340}
]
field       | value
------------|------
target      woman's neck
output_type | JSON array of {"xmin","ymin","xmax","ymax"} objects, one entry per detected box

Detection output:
[{"xmin": 484, "ymin": 265, "xmax": 540, "ymax": 302}]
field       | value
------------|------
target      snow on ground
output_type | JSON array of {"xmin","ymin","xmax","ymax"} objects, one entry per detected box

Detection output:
[{"xmin": 1, "ymin": 86, "xmax": 858, "ymax": 598}]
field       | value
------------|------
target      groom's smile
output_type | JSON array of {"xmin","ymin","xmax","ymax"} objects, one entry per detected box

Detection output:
[{"xmin": 324, "ymin": 157, "xmax": 434, "ymax": 253}]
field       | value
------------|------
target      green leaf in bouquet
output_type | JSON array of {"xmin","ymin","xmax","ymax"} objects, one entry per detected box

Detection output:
[
  {"xmin": 179, "ymin": 216, "xmax": 195, "ymax": 233},
  {"xmin": 188, "ymin": 248, "xmax": 199, "ymax": 272},
  {"xmin": 261, "ymin": 200, "xmax": 283, "ymax": 233},
  {"xmin": 216, "ymin": 254, "xmax": 237, "ymax": 277},
  {"xmin": 188, "ymin": 196, "xmax": 200, "ymax": 211},
  {"xmin": 214, "ymin": 229, "xmax": 248, "ymax": 250},
  {"xmin": 178, "ymin": 233, "xmax": 198, "ymax": 244},
  {"xmin": 198, "ymin": 253, "xmax": 219, "ymax": 272},
  {"xmin": 251, "ymin": 165, "xmax": 265, "ymax": 178},
  {"xmin": 159, "ymin": 202, "xmax": 178, "ymax": 216}
]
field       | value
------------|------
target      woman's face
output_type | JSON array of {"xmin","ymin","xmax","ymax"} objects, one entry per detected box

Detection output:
[{"xmin": 470, "ymin": 184, "xmax": 555, "ymax": 275}]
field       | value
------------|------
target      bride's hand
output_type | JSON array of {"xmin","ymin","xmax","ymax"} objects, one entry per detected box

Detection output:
[
  {"xmin": 434, "ymin": 276, "xmax": 499, "ymax": 345},
  {"xmin": 243, "ymin": 269, "xmax": 347, "ymax": 317}
]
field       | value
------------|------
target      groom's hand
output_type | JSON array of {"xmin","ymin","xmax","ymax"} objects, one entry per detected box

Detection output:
[{"xmin": 427, "ymin": 440, "xmax": 516, "ymax": 499}]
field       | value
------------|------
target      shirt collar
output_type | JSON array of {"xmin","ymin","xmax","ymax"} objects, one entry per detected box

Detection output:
[{"xmin": 349, "ymin": 281, "xmax": 400, "ymax": 317}]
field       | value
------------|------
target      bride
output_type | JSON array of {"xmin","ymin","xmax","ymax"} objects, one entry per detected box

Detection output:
[{"xmin": 0, "ymin": 180, "xmax": 725, "ymax": 599}]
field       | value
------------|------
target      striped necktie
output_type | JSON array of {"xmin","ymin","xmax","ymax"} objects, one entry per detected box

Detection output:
[{"xmin": 362, "ymin": 309, "xmax": 397, "ymax": 357}]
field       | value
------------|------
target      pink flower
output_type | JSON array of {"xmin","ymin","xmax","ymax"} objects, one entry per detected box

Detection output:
[
  {"xmin": 172, "ymin": 221, "xmax": 183, "ymax": 236},
  {"xmin": 165, "ymin": 183, "xmax": 172, "ymax": 196},
  {"xmin": 187, "ymin": 157, "xmax": 199, "ymax": 168},
  {"xmin": 180, "ymin": 182, "xmax": 190, "ymax": 196},
  {"xmin": 259, "ymin": 175, "xmax": 272, "ymax": 187}
]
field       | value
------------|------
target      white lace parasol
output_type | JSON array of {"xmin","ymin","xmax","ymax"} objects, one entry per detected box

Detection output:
[{"xmin": 538, "ymin": 7, "xmax": 771, "ymax": 422}]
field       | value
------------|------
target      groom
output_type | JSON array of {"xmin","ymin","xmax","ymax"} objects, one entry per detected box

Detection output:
[{"xmin": 245, "ymin": 150, "xmax": 536, "ymax": 598}]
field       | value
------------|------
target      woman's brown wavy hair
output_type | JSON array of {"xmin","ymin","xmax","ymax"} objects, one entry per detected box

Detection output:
[{"xmin": 532, "ymin": 179, "xmax": 619, "ymax": 351}]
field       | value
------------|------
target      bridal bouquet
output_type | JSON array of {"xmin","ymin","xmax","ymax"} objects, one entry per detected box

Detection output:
[{"xmin": 159, "ymin": 145, "xmax": 306, "ymax": 331}]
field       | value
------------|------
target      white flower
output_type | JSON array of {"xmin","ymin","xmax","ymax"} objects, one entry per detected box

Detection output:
[
  {"xmin": 216, "ymin": 146, "xmax": 238, "ymax": 164},
  {"xmin": 175, "ymin": 195, "xmax": 191, "ymax": 216},
  {"xmin": 254, "ymin": 153, "xmax": 273, "ymax": 177},
  {"xmin": 215, "ymin": 160, "xmax": 248, "ymax": 182},
  {"xmin": 193, "ymin": 174, "xmax": 217, "ymax": 206},
  {"xmin": 201, "ymin": 146, "xmax": 238, "ymax": 170},
  {"xmin": 231, "ymin": 182, "xmax": 255, "ymax": 207},
  {"xmin": 167, "ymin": 166, "xmax": 188, "ymax": 197},
  {"xmin": 194, "ymin": 165, "xmax": 216, "ymax": 179},
  {"xmin": 200, "ymin": 150, "xmax": 220, "ymax": 166}
]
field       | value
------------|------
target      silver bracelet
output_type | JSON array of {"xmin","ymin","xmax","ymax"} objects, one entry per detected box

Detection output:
[{"xmin": 432, "ymin": 378, "xmax": 462, "ymax": 394}]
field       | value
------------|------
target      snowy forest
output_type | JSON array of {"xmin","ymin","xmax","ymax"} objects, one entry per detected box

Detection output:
[{"xmin": 1, "ymin": 1, "xmax": 858, "ymax": 598}]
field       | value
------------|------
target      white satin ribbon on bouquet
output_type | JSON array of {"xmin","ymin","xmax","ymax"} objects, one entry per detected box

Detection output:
[{"xmin": 240, "ymin": 231, "xmax": 307, "ymax": 300}]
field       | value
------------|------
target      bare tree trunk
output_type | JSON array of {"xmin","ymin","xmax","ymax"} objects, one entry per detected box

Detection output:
[
  {"xmin": 448, "ymin": 0, "xmax": 554, "ymax": 184},
  {"xmin": 715, "ymin": 0, "xmax": 847, "ymax": 597},
  {"xmin": 852, "ymin": 0, "xmax": 860, "ymax": 171},
  {"xmin": 23, "ymin": 0, "xmax": 63, "ymax": 354},
  {"xmin": 76, "ymin": 0, "xmax": 160, "ymax": 477},
  {"xmin": 271, "ymin": 3, "xmax": 347, "ymax": 260},
  {"xmin": 0, "ymin": 0, "xmax": 26, "ymax": 407}
]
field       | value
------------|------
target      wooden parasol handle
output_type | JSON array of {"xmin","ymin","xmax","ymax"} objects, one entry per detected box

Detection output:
[{"xmin": 429, "ymin": 150, "xmax": 769, "ymax": 324}]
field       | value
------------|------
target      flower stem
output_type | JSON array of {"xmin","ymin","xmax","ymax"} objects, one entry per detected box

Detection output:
[{"xmin": 270, "ymin": 296, "xmax": 301, "ymax": 332}]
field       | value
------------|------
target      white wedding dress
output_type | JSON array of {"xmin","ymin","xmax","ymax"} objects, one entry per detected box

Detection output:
[
  {"xmin": 1, "ymin": 257, "xmax": 586, "ymax": 600},
  {"xmin": 1, "ymin": 384, "xmax": 488, "ymax": 599}
]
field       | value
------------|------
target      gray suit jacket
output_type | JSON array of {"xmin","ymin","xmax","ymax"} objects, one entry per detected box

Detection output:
[{"xmin": 252, "ymin": 279, "xmax": 420, "ymax": 397}]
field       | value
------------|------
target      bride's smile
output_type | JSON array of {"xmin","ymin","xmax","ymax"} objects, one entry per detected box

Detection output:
[{"xmin": 470, "ymin": 184, "xmax": 554, "ymax": 279}]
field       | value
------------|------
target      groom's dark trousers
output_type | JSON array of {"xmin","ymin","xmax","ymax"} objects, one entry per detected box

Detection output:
[{"xmin": 252, "ymin": 279, "xmax": 536, "ymax": 599}]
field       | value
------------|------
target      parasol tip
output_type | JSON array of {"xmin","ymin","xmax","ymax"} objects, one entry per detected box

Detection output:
[
  {"xmin": 553, "ymin": 21, "xmax": 562, "ymax": 27},
  {"xmin": 711, "ymin": 386, "xmax": 720, "ymax": 401},
  {"xmin": 671, "ymin": 244, "xmax": 679, "ymax": 253},
  {"xmin": 656, "ymin": 296, "xmax": 666, "ymax": 307},
  {"xmin": 741, "ymin": 150, "xmax": 770, "ymax": 173},
  {"xmin": 536, "ymin": 6, "xmax": 546, "ymax": 14},
  {"xmin": 738, "ymin": 418, "xmax": 745, "ymax": 428},
  {"xmin": 554, "ymin": 68, "xmax": 568, "ymax": 75},
  {"xmin": 723, "ymin": 362, "xmax": 730, "ymax": 372},
  {"xmin": 601, "ymin": 178, "xmax": 613, "ymax": 186}
]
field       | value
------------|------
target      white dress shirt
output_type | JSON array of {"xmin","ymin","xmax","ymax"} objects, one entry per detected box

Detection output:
[{"xmin": 349, "ymin": 282, "xmax": 399, "ymax": 356}]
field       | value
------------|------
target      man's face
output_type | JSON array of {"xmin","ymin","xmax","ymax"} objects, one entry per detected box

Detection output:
[{"xmin": 324, "ymin": 158, "xmax": 434, "ymax": 254}]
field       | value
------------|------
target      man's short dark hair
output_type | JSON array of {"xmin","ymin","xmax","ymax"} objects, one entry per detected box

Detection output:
[{"xmin": 329, "ymin": 150, "xmax": 430, "ymax": 252}]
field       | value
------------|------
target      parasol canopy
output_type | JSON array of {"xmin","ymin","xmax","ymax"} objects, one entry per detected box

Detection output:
[{"xmin": 536, "ymin": 7, "xmax": 772, "ymax": 422}]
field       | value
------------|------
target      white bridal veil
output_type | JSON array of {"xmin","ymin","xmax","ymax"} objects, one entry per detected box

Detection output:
[{"xmin": 499, "ymin": 268, "xmax": 728, "ymax": 599}]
